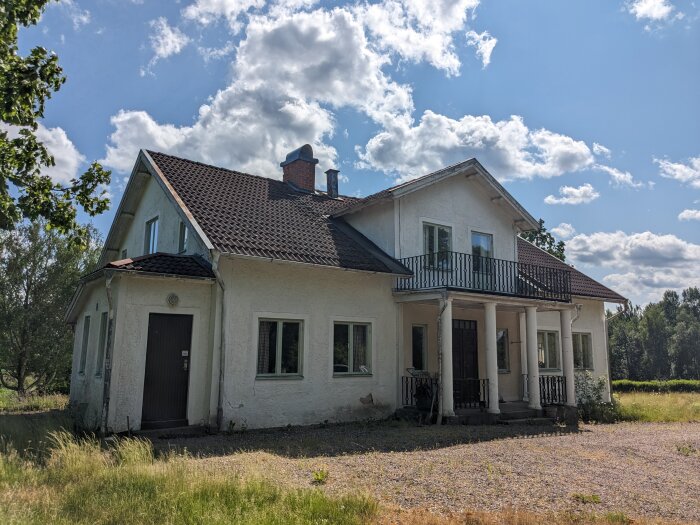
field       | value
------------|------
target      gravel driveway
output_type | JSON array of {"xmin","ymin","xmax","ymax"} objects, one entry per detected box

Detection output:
[{"xmin": 153, "ymin": 421, "xmax": 700, "ymax": 523}]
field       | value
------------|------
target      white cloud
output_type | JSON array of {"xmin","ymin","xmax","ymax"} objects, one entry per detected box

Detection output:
[
  {"xmin": 594, "ymin": 163, "xmax": 648, "ymax": 188},
  {"xmin": 627, "ymin": 0, "xmax": 676, "ymax": 21},
  {"xmin": 183, "ymin": 0, "xmax": 266, "ymax": 32},
  {"xmin": 55, "ymin": 0, "xmax": 91, "ymax": 30},
  {"xmin": 567, "ymin": 230, "xmax": 700, "ymax": 302},
  {"xmin": 143, "ymin": 18, "xmax": 191, "ymax": 75},
  {"xmin": 655, "ymin": 155, "xmax": 700, "ymax": 188},
  {"xmin": 197, "ymin": 41, "xmax": 236, "ymax": 62},
  {"xmin": 465, "ymin": 30, "xmax": 497, "ymax": 68},
  {"xmin": 678, "ymin": 209, "xmax": 700, "ymax": 221},
  {"xmin": 544, "ymin": 183, "xmax": 600, "ymax": 205},
  {"xmin": 592, "ymin": 142, "xmax": 611, "ymax": 158},
  {"xmin": 551, "ymin": 222, "xmax": 576, "ymax": 239}
]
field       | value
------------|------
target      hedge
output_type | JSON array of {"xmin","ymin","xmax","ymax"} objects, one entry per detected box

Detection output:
[{"xmin": 612, "ymin": 379, "xmax": 700, "ymax": 393}]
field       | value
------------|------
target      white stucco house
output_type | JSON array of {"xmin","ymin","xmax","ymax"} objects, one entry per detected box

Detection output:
[{"xmin": 66, "ymin": 145, "xmax": 626, "ymax": 432}]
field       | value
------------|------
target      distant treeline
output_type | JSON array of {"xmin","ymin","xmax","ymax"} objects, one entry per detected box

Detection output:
[
  {"xmin": 611, "ymin": 379, "xmax": 700, "ymax": 393},
  {"xmin": 608, "ymin": 288, "xmax": 700, "ymax": 381}
]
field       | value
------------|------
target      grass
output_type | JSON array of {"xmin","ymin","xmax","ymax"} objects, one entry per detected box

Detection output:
[
  {"xmin": 0, "ymin": 388, "xmax": 68, "ymax": 413},
  {"xmin": 615, "ymin": 392, "xmax": 700, "ymax": 423},
  {"xmin": 572, "ymin": 493, "xmax": 602, "ymax": 504},
  {"xmin": 0, "ymin": 432, "xmax": 378, "ymax": 525}
]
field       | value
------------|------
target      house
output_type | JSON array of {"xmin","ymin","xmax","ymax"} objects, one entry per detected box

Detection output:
[{"xmin": 66, "ymin": 145, "xmax": 626, "ymax": 432}]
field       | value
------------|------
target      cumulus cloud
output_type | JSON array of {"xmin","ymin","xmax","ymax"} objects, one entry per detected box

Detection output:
[
  {"xmin": 551, "ymin": 222, "xmax": 576, "ymax": 239},
  {"xmin": 594, "ymin": 164, "xmax": 648, "ymax": 188},
  {"xmin": 544, "ymin": 183, "xmax": 600, "ymax": 205},
  {"xmin": 567, "ymin": 230, "xmax": 700, "ymax": 302},
  {"xmin": 182, "ymin": 0, "xmax": 266, "ymax": 33},
  {"xmin": 465, "ymin": 30, "xmax": 497, "ymax": 68},
  {"xmin": 655, "ymin": 156, "xmax": 700, "ymax": 188},
  {"xmin": 592, "ymin": 142, "xmax": 611, "ymax": 158},
  {"xmin": 142, "ymin": 18, "xmax": 191, "ymax": 75},
  {"xmin": 678, "ymin": 209, "xmax": 700, "ymax": 221},
  {"xmin": 627, "ymin": 0, "xmax": 677, "ymax": 21}
]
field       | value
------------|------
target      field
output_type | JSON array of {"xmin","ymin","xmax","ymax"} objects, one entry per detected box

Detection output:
[
  {"xmin": 1, "ymin": 391, "xmax": 699, "ymax": 524},
  {"xmin": 616, "ymin": 392, "xmax": 700, "ymax": 423}
]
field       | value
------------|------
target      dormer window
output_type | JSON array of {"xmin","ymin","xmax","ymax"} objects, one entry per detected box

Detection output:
[
  {"xmin": 178, "ymin": 221, "xmax": 188, "ymax": 253},
  {"xmin": 144, "ymin": 217, "xmax": 159, "ymax": 255}
]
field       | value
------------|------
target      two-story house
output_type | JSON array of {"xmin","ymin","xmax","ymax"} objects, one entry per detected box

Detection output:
[{"xmin": 66, "ymin": 145, "xmax": 626, "ymax": 432}]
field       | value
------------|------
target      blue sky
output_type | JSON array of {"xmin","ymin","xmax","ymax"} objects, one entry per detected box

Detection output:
[{"xmin": 19, "ymin": 0, "xmax": 700, "ymax": 304}]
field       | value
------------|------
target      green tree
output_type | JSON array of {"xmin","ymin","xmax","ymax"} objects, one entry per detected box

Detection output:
[
  {"xmin": 1, "ymin": 0, "xmax": 110, "ymax": 245},
  {"xmin": 0, "ymin": 221, "xmax": 101, "ymax": 394},
  {"xmin": 639, "ymin": 303, "xmax": 671, "ymax": 379},
  {"xmin": 607, "ymin": 305, "xmax": 643, "ymax": 380},
  {"xmin": 669, "ymin": 308, "xmax": 700, "ymax": 379},
  {"xmin": 519, "ymin": 219, "xmax": 566, "ymax": 261}
]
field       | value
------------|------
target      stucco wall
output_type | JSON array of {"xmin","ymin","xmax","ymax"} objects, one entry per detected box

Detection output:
[
  {"xmin": 220, "ymin": 257, "xmax": 399, "ymax": 429},
  {"xmin": 345, "ymin": 201, "xmax": 396, "ymax": 256}
]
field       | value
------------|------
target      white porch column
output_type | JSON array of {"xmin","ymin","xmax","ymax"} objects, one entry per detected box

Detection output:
[
  {"xmin": 525, "ymin": 306, "xmax": 541, "ymax": 410},
  {"xmin": 518, "ymin": 312, "xmax": 528, "ymax": 402},
  {"xmin": 484, "ymin": 301, "xmax": 500, "ymax": 414},
  {"xmin": 560, "ymin": 308, "xmax": 577, "ymax": 407},
  {"xmin": 440, "ymin": 297, "xmax": 454, "ymax": 417}
]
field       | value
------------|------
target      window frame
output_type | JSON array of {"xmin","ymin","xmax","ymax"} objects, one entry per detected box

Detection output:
[
  {"xmin": 422, "ymin": 221, "xmax": 452, "ymax": 269},
  {"xmin": 411, "ymin": 324, "xmax": 428, "ymax": 371},
  {"xmin": 332, "ymin": 321, "xmax": 373, "ymax": 377},
  {"xmin": 497, "ymin": 328, "xmax": 510, "ymax": 373},
  {"xmin": 255, "ymin": 318, "xmax": 304, "ymax": 379},
  {"xmin": 573, "ymin": 332, "xmax": 594, "ymax": 370},
  {"xmin": 144, "ymin": 216, "xmax": 159, "ymax": 255},
  {"xmin": 537, "ymin": 330, "xmax": 561, "ymax": 371},
  {"xmin": 78, "ymin": 315, "xmax": 90, "ymax": 375},
  {"xmin": 95, "ymin": 312, "xmax": 108, "ymax": 378},
  {"xmin": 178, "ymin": 221, "xmax": 188, "ymax": 253},
  {"xmin": 471, "ymin": 230, "xmax": 494, "ymax": 273},
  {"xmin": 120, "ymin": 249, "xmax": 127, "ymax": 259}
]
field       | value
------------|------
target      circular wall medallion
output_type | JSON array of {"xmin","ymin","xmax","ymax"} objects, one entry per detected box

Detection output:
[{"xmin": 167, "ymin": 293, "xmax": 179, "ymax": 307}]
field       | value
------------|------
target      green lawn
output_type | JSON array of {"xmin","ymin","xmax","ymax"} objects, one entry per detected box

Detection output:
[{"xmin": 615, "ymin": 392, "xmax": 700, "ymax": 423}]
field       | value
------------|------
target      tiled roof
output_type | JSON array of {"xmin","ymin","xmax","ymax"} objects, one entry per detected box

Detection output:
[
  {"xmin": 517, "ymin": 237, "xmax": 627, "ymax": 303},
  {"xmin": 146, "ymin": 150, "xmax": 410, "ymax": 275},
  {"xmin": 104, "ymin": 253, "xmax": 215, "ymax": 279}
]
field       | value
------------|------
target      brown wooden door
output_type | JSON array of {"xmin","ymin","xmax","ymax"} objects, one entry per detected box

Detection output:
[
  {"xmin": 452, "ymin": 319, "xmax": 478, "ymax": 406},
  {"xmin": 141, "ymin": 313, "xmax": 193, "ymax": 430}
]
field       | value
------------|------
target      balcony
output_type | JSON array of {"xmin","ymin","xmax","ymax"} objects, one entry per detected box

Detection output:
[{"xmin": 395, "ymin": 251, "xmax": 571, "ymax": 302}]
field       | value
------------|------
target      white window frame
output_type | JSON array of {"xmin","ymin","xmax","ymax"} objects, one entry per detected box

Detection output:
[
  {"xmin": 255, "ymin": 318, "xmax": 304, "ymax": 378},
  {"xmin": 95, "ymin": 312, "xmax": 108, "ymax": 378},
  {"xmin": 144, "ymin": 216, "xmax": 159, "ymax": 255},
  {"xmin": 537, "ymin": 330, "xmax": 561, "ymax": 370},
  {"xmin": 573, "ymin": 332, "xmax": 594, "ymax": 370},
  {"xmin": 178, "ymin": 221, "xmax": 188, "ymax": 253},
  {"xmin": 497, "ymin": 328, "xmax": 510, "ymax": 373},
  {"xmin": 78, "ymin": 315, "xmax": 90, "ymax": 375},
  {"xmin": 333, "ymin": 321, "xmax": 372, "ymax": 376},
  {"xmin": 411, "ymin": 324, "xmax": 428, "ymax": 371},
  {"xmin": 422, "ymin": 221, "xmax": 452, "ymax": 269}
]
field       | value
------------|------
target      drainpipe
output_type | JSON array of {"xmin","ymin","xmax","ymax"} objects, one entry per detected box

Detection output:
[
  {"xmin": 100, "ymin": 272, "xmax": 115, "ymax": 436},
  {"xmin": 604, "ymin": 301, "xmax": 629, "ymax": 400},
  {"xmin": 211, "ymin": 252, "xmax": 227, "ymax": 430},
  {"xmin": 435, "ymin": 293, "xmax": 448, "ymax": 426}
]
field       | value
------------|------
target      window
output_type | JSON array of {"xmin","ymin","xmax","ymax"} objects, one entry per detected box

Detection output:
[
  {"xmin": 95, "ymin": 312, "xmax": 108, "ymax": 377},
  {"xmin": 144, "ymin": 217, "xmax": 159, "ymax": 255},
  {"xmin": 333, "ymin": 322, "xmax": 371, "ymax": 375},
  {"xmin": 79, "ymin": 315, "xmax": 90, "ymax": 374},
  {"xmin": 537, "ymin": 330, "xmax": 560, "ymax": 369},
  {"xmin": 120, "ymin": 249, "xmax": 127, "ymax": 259},
  {"xmin": 178, "ymin": 221, "xmax": 188, "ymax": 253},
  {"xmin": 573, "ymin": 333, "xmax": 593, "ymax": 370},
  {"xmin": 472, "ymin": 231, "xmax": 493, "ymax": 272},
  {"xmin": 411, "ymin": 325, "xmax": 427, "ymax": 370},
  {"xmin": 423, "ymin": 223, "xmax": 451, "ymax": 268},
  {"xmin": 497, "ymin": 329, "xmax": 509, "ymax": 372},
  {"xmin": 257, "ymin": 320, "xmax": 302, "ymax": 376}
]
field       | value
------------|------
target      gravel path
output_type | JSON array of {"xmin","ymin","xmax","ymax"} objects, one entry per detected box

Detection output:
[{"xmin": 153, "ymin": 421, "xmax": 700, "ymax": 523}]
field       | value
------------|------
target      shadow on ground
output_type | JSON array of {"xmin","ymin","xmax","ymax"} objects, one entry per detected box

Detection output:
[{"xmin": 0, "ymin": 409, "xmax": 74, "ymax": 458}]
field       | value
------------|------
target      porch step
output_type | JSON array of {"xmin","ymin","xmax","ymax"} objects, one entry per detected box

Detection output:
[
  {"xmin": 499, "ymin": 417, "xmax": 555, "ymax": 426},
  {"xmin": 498, "ymin": 409, "xmax": 540, "ymax": 421}
]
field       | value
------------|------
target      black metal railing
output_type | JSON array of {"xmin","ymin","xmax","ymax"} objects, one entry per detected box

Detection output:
[
  {"xmin": 539, "ymin": 375, "xmax": 567, "ymax": 405},
  {"xmin": 454, "ymin": 378, "xmax": 489, "ymax": 409},
  {"xmin": 395, "ymin": 251, "xmax": 571, "ymax": 302},
  {"xmin": 401, "ymin": 375, "xmax": 438, "ymax": 408}
]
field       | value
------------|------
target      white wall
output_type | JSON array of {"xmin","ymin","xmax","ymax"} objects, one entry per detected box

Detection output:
[
  {"xmin": 345, "ymin": 201, "xmax": 395, "ymax": 256},
  {"xmin": 220, "ymin": 257, "xmax": 399, "ymax": 429}
]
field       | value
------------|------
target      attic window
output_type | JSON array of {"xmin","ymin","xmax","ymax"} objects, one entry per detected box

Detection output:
[{"xmin": 144, "ymin": 217, "xmax": 159, "ymax": 255}]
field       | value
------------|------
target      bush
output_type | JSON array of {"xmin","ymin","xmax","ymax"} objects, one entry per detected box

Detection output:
[
  {"xmin": 611, "ymin": 379, "xmax": 700, "ymax": 393},
  {"xmin": 575, "ymin": 372, "xmax": 620, "ymax": 423}
]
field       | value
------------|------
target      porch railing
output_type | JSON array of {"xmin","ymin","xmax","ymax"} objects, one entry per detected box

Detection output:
[
  {"xmin": 454, "ymin": 378, "xmax": 489, "ymax": 409},
  {"xmin": 395, "ymin": 251, "xmax": 571, "ymax": 302},
  {"xmin": 401, "ymin": 375, "xmax": 438, "ymax": 408},
  {"xmin": 539, "ymin": 375, "xmax": 567, "ymax": 405}
]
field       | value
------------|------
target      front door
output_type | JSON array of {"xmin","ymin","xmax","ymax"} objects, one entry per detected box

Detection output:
[
  {"xmin": 141, "ymin": 313, "xmax": 193, "ymax": 430},
  {"xmin": 452, "ymin": 319, "xmax": 479, "ymax": 406}
]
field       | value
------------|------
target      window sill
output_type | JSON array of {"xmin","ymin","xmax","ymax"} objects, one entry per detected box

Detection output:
[
  {"xmin": 255, "ymin": 375, "xmax": 304, "ymax": 381},
  {"xmin": 539, "ymin": 369, "xmax": 562, "ymax": 373},
  {"xmin": 498, "ymin": 369, "xmax": 510, "ymax": 374},
  {"xmin": 333, "ymin": 373, "xmax": 373, "ymax": 378}
]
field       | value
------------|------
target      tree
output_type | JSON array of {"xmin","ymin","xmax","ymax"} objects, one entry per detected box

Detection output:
[
  {"xmin": 0, "ymin": 221, "xmax": 100, "ymax": 394},
  {"xmin": 1, "ymin": 0, "xmax": 110, "ymax": 246},
  {"xmin": 669, "ymin": 308, "xmax": 700, "ymax": 379},
  {"xmin": 607, "ymin": 305, "xmax": 643, "ymax": 380},
  {"xmin": 639, "ymin": 304, "xmax": 671, "ymax": 379},
  {"xmin": 520, "ymin": 219, "xmax": 566, "ymax": 261}
]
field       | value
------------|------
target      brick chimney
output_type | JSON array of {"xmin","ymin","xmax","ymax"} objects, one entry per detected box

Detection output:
[
  {"xmin": 325, "ymin": 169, "xmax": 339, "ymax": 198},
  {"xmin": 280, "ymin": 144, "xmax": 318, "ymax": 192}
]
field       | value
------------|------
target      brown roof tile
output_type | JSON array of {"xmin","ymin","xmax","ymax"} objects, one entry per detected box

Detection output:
[{"xmin": 104, "ymin": 253, "xmax": 215, "ymax": 279}]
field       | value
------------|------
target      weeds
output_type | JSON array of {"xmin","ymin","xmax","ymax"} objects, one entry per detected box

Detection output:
[
  {"xmin": 311, "ymin": 468, "xmax": 329, "ymax": 485},
  {"xmin": 572, "ymin": 493, "xmax": 602, "ymax": 504},
  {"xmin": 676, "ymin": 443, "xmax": 698, "ymax": 457}
]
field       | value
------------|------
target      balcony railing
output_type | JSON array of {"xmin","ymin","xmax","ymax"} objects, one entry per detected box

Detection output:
[
  {"xmin": 539, "ymin": 375, "xmax": 567, "ymax": 405},
  {"xmin": 395, "ymin": 251, "xmax": 571, "ymax": 302}
]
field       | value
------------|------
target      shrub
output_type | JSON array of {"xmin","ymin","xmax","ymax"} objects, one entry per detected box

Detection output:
[
  {"xmin": 311, "ymin": 468, "xmax": 329, "ymax": 485},
  {"xmin": 575, "ymin": 372, "xmax": 620, "ymax": 423},
  {"xmin": 611, "ymin": 379, "xmax": 700, "ymax": 393},
  {"xmin": 571, "ymin": 493, "xmax": 601, "ymax": 504}
]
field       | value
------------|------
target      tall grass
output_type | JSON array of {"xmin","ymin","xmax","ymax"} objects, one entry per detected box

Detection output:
[
  {"xmin": 616, "ymin": 392, "xmax": 700, "ymax": 423},
  {"xmin": 0, "ymin": 388, "xmax": 68, "ymax": 413},
  {"xmin": 0, "ymin": 432, "xmax": 378, "ymax": 524}
]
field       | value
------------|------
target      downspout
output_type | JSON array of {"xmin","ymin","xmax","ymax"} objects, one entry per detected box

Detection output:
[
  {"xmin": 435, "ymin": 293, "xmax": 448, "ymax": 426},
  {"xmin": 211, "ymin": 252, "xmax": 226, "ymax": 430},
  {"xmin": 100, "ymin": 272, "xmax": 115, "ymax": 436},
  {"xmin": 604, "ymin": 301, "xmax": 629, "ymax": 399}
]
